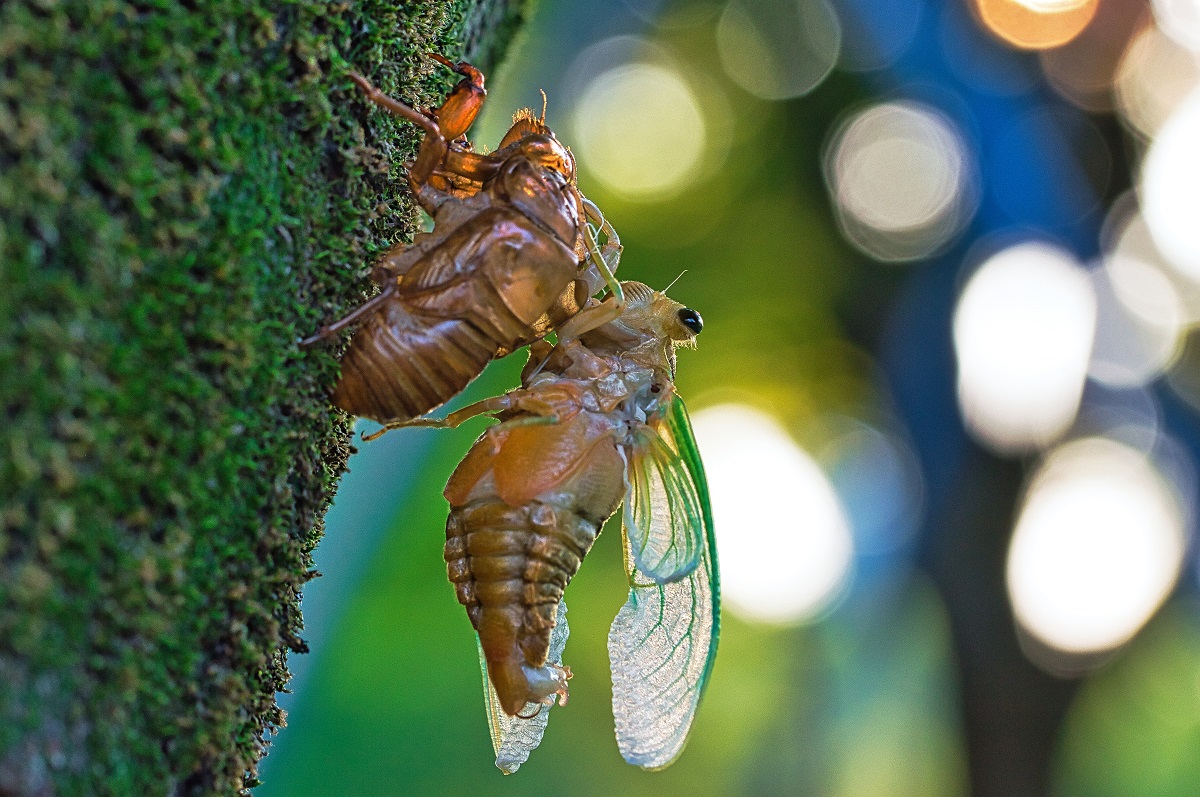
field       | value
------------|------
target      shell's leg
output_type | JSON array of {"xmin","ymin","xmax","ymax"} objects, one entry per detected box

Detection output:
[
  {"xmin": 582, "ymin": 196, "xmax": 622, "ymax": 280},
  {"xmin": 548, "ymin": 196, "xmax": 626, "ymax": 345},
  {"xmin": 299, "ymin": 283, "xmax": 396, "ymax": 346},
  {"xmin": 426, "ymin": 53, "xmax": 487, "ymax": 140},
  {"xmin": 348, "ymin": 69, "xmax": 501, "ymax": 218},
  {"xmin": 347, "ymin": 71, "xmax": 448, "ymax": 191}
]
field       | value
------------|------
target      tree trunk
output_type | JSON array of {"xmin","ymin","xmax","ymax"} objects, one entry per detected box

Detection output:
[{"xmin": 0, "ymin": 1, "xmax": 525, "ymax": 794}]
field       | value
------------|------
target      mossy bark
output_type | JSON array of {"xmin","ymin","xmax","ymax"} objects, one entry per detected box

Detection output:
[{"xmin": 0, "ymin": 1, "xmax": 525, "ymax": 794}]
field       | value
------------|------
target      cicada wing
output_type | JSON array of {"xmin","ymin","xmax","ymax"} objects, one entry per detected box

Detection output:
[
  {"xmin": 623, "ymin": 407, "xmax": 706, "ymax": 583},
  {"xmin": 609, "ymin": 396, "xmax": 720, "ymax": 770},
  {"xmin": 479, "ymin": 600, "xmax": 569, "ymax": 774}
]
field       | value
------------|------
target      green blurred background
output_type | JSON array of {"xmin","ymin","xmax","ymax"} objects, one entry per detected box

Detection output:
[{"xmin": 259, "ymin": 0, "xmax": 1200, "ymax": 794}]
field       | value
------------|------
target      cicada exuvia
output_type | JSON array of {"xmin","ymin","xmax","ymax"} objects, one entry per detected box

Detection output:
[
  {"xmin": 303, "ymin": 55, "xmax": 623, "ymax": 432},
  {"xmin": 420, "ymin": 282, "xmax": 718, "ymax": 772}
]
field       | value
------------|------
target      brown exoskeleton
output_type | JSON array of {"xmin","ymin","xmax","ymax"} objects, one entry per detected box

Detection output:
[
  {"xmin": 419, "ymin": 282, "xmax": 718, "ymax": 773},
  {"xmin": 303, "ymin": 55, "xmax": 624, "ymax": 432}
]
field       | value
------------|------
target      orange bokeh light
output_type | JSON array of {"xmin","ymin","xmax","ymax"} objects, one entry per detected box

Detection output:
[
  {"xmin": 973, "ymin": 0, "xmax": 1100, "ymax": 50},
  {"xmin": 1040, "ymin": 0, "xmax": 1151, "ymax": 112}
]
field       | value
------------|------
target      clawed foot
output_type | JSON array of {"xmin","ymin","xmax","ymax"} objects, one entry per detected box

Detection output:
[{"xmin": 361, "ymin": 416, "xmax": 449, "ymax": 441}]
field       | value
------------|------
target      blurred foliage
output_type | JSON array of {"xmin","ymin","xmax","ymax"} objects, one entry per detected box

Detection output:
[
  {"xmin": 0, "ymin": 0, "xmax": 524, "ymax": 793},
  {"xmin": 1054, "ymin": 600, "xmax": 1200, "ymax": 797}
]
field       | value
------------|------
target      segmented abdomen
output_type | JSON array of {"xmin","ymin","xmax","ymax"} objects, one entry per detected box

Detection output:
[
  {"xmin": 445, "ymin": 499, "xmax": 601, "ymax": 668},
  {"xmin": 332, "ymin": 209, "xmax": 579, "ymax": 425},
  {"xmin": 332, "ymin": 304, "xmax": 496, "ymax": 424}
]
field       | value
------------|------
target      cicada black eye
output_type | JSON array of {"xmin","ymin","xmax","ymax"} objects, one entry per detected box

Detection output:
[{"xmin": 678, "ymin": 308, "xmax": 703, "ymax": 335}]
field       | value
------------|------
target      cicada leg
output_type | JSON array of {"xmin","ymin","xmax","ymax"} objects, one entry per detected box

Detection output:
[
  {"xmin": 298, "ymin": 283, "xmax": 397, "ymax": 347},
  {"xmin": 361, "ymin": 392, "xmax": 560, "ymax": 440},
  {"xmin": 554, "ymin": 282, "xmax": 626, "ymax": 344}
]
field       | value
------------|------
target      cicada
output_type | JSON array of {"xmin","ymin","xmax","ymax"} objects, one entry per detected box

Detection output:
[
  {"xmin": 422, "ymin": 282, "xmax": 719, "ymax": 772},
  {"xmin": 302, "ymin": 55, "xmax": 623, "ymax": 431}
]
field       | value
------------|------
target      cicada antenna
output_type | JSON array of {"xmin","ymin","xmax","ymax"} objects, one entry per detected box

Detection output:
[
  {"xmin": 539, "ymin": 89, "xmax": 548, "ymax": 125},
  {"xmin": 663, "ymin": 270, "xmax": 688, "ymax": 293}
]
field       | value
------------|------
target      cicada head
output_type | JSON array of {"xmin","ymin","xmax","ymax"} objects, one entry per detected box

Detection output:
[
  {"xmin": 616, "ymin": 281, "xmax": 704, "ymax": 349},
  {"xmin": 498, "ymin": 106, "xmax": 577, "ymax": 183}
]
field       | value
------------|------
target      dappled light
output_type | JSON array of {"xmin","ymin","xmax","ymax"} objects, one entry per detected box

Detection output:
[
  {"xmin": 691, "ymin": 404, "xmax": 853, "ymax": 624},
  {"xmin": 571, "ymin": 61, "xmax": 707, "ymax": 199},
  {"xmin": 953, "ymin": 242, "xmax": 1096, "ymax": 453},
  {"xmin": 1007, "ymin": 437, "xmax": 1186, "ymax": 656},
  {"xmin": 824, "ymin": 101, "xmax": 977, "ymax": 261}
]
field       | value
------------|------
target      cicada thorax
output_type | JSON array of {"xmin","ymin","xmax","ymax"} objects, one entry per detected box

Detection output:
[
  {"xmin": 442, "ymin": 387, "xmax": 627, "ymax": 715},
  {"xmin": 330, "ymin": 152, "xmax": 588, "ymax": 425}
]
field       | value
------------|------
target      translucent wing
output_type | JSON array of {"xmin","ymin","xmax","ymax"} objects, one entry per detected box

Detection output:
[
  {"xmin": 609, "ymin": 395, "xmax": 721, "ymax": 769},
  {"xmin": 478, "ymin": 600, "xmax": 569, "ymax": 774},
  {"xmin": 623, "ymin": 403, "xmax": 705, "ymax": 583}
]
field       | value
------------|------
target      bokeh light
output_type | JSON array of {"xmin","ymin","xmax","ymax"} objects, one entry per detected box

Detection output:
[
  {"xmin": 1037, "ymin": 0, "xmax": 1147, "ymax": 113},
  {"xmin": 716, "ymin": 0, "xmax": 841, "ymax": 100},
  {"xmin": 972, "ymin": 0, "xmax": 1099, "ymax": 50},
  {"xmin": 1007, "ymin": 437, "xmax": 1186, "ymax": 655},
  {"xmin": 571, "ymin": 61, "xmax": 706, "ymax": 199},
  {"xmin": 1109, "ymin": 203, "xmax": 1200, "ymax": 323},
  {"xmin": 690, "ymin": 404, "xmax": 853, "ymax": 624},
  {"xmin": 1141, "ymin": 87, "xmax": 1200, "ymax": 282},
  {"xmin": 1115, "ymin": 24, "xmax": 1200, "ymax": 139},
  {"xmin": 953, "ymin": 242, "xmax": 1096, "ymax": 454},
  {"xmin": 1087, "ymin": 253, "xmax": 1185, "ymax": 388},
  {"xmin": 1152, "ymin": 0, "xmax": 1200, "ymax": 53},
  {"xmin": 824, "ymin": 101, "xmax": 977, "ymax": 262}
]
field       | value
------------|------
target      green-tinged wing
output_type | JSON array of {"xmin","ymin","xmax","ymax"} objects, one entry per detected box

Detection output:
[
  {"xmin": 623, "ymin": 412, "xmax": 705, "ymax": 583},
  {"xmin": 608, "ymin": 395, "xmax": 720, "ymax": 769},
  {"xmin": 479, "ymin": 600, "xmax": 569, "ymax": 774}
]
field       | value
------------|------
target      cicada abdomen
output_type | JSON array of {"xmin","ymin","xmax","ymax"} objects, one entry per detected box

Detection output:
[
  {"xmin": 330, "ymin": 198, "xmax": 588, "ymax": 424},
  {"xmin": 442, "ymin": 384, "xmax": 627, "ymax": 714},
  {"xmin": 304, "ymin": 58, "xmax": 622, "ymax": 427}
]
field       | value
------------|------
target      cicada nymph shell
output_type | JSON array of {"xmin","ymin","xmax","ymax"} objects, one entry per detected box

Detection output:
[{"xmin": 303, "ymin": 57, "xmax": 621, "ymax": 428}]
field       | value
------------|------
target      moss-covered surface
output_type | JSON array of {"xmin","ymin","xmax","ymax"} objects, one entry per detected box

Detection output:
[{"xmin": 0, "ymin": 1, "xmax": 525, "ymax": 794}]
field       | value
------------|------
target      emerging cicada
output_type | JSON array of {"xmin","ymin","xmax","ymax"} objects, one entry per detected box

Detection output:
[
  {"xmin": 303, "ymin": 56, "xmax": 623, "ymax": 431},
  {"xmin": 421, "ymin": 282, "xmax": 718, "ymax": 772}
]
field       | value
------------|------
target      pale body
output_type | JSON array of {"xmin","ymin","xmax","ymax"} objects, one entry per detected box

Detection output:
[{"xmin": 440, "ymin": 283, "xmax": 699, "ymax": 714}]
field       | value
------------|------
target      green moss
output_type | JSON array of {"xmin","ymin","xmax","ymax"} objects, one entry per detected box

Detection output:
[{"xmin": 0, "ymin": 0, "xmax": 526, "ymax": 793}]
